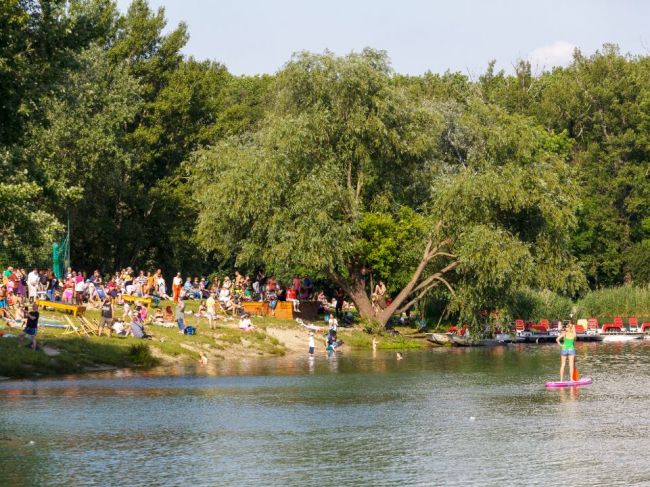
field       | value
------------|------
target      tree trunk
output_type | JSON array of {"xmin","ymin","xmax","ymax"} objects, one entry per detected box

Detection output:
[
  {"xmin": 344, "ymin": 278, "xmax": 375, "ymax": 320},
  {"xmin": 334, "ymin": 235, "xmax": 458, "ymax": 328}
]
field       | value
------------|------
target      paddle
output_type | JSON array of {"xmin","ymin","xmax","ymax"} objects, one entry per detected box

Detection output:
[{"xmin": 572, "ymin": 358, "xmax": 579, "ymax": 381}]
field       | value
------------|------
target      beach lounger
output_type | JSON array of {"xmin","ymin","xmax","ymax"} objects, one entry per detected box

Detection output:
[{"xmin": 629, "ymin": 317, "xmax": 638, "ymax": 332}]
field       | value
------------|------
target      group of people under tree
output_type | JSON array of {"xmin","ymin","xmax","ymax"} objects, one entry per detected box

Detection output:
[{"xmin": 1, "ymin": 264, "xmax": 369, "ymax": 346}]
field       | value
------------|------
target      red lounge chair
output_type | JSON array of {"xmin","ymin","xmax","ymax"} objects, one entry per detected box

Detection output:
[
  {"xmin": 614, "ymin": 316, "xmax": 624, "ymax": 330},
  {"xmin": 588, "ymin": 318, "xmax": 598, "ymax": 331},
  {"xmin": 447, "ymin": 326, "xmax": 458, "ymax": 333},
  {"xmin": 629, "ymin": 317, "xmax": 639, "ymax": 332},
  {"xmin": 515, "ymin": 320, "xmax": 525, "ymax": 331},
  {"xmin": 549, "ymin": 320, "xmax": 561, "ymax": 330},
  {"xmin": 602, "ymin": 322, "xmax": 621, "ymax": 333},
  {"xmin": 642, "ymin": 323, "xmax": 650, "ymax": 333},
  {"xmin": 575, "ymin": 324, "xmax": 586, "ymax": 333},
  {"xmin": 540, "ymin": 319, "xmax": 549, "ymax": 328},
  {"xmin": 531, "ymin": 323, "xmax": 548, "ymax": 333}
]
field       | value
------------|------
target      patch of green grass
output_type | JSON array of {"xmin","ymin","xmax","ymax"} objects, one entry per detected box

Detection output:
[
  {"xmin": 341, "ymin": 329, "xmax": 426, "ymax": 350},
  {"xmin": 1, "ymin": 304, "xmax": 295, "ymax": 378},
  {"xmin": 128, "ymin": 343, "xmax": 157, "ymax": 367}
]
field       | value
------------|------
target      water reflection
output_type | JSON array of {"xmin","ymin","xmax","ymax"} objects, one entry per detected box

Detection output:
[{"xmin": 2, "ymin": 343, "xmax": 650, "ymax": 486}]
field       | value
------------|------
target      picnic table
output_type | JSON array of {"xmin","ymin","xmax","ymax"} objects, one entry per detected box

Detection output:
[{"xmin": 118, "ymin": 295, "xmax": 152, "ymax": 308}]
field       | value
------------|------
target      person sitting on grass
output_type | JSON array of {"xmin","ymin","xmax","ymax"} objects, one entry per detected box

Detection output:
[
  {"xmin": 129, "ymin": 306, "xmax": 151, "ymax": 339},
  {"xmin": 238, "ymin": 314, "xmax": 255, "ymax": 332},
  {"xmin": 19, "ymin": 303, "xmax": 39, "ymax": 350},
  {"xmin": 137, "ymin": 302, "xmax": 148, "ymax": 323},
  {"xmin": 196, "ymin": 300, "xmax": 207, "ymax": 318},
  {"xmin": 153, "ymin": 308, "xmax": 164, "ymax": 323},
  {"xmin": 11, "ymin": 305, "xmax": 27, "ymax": 328},
  {"xmin": 163, "ymin": 305, "xmax": 174, "ymax": 322}
]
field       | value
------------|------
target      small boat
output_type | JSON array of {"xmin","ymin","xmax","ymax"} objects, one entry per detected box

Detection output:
[
  {"xmin": 515, "ymin": 331, "xmax": 558, "ymax": 344},
  {"xmin": 450, "ymin": 335, "xmax": 509, "ymax": 347},
  {"xmin": 577, "ymin": 332, "xmax": 604, "ymax": 342},
  {"xmin": 516, "ymin": 330, "xmax": 604, "ymax": 343},
  {"xmin": 425, "ymin": 332, "xmax": 452, "ymax": 345},
  {"xmin": 601, "ymin": 333, "xmax": 643, "ymax": 342}
]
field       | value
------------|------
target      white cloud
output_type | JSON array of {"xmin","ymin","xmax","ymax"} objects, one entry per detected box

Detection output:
[{"xmin": 527, "ymin": 41, "xmax": 576, "ymax": 70}]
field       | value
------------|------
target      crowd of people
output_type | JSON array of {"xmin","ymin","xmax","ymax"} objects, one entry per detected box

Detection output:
[
  {"xmin": 1, "ymin": 265, "xmax": 358, "ymax": 348},
  {"xmin": 0, "ymin": 266, "xmax": 353, "ymax": 311}
]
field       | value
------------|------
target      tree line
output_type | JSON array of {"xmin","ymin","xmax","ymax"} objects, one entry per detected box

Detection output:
[{"xmin": 2, "ymin": 1, "xmax": 649, "ymax": 324}]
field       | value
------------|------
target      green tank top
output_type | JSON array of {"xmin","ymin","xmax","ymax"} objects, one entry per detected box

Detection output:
[{"xmin": 562, "ymin": 336, "xmax": 575, "ymax": 350}]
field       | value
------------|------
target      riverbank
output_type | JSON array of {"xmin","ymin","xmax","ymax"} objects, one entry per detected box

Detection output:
[{"xmin": 0, "ymin": 300, "xmax": 427, "ymax": 379}]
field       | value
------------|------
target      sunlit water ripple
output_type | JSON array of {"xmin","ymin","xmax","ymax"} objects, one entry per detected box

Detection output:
[{"xmin": 2, "ymin": 342, "xmax": 650, "ymax": 486}]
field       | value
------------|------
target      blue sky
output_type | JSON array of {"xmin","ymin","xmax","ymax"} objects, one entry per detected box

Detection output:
[{"xmin": 115, "ymin": 0, "xmax": 650, "ymax": 76}]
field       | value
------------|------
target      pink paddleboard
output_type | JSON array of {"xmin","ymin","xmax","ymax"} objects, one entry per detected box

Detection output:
[{"xmin": 545, "ymin": 377, "xmax": 592, "ymax": 388}]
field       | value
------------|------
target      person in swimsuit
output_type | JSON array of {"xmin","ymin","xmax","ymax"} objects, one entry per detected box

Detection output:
[{"xmin": 556, "ymin": 322, "xmax": 577, "ymax": 381}]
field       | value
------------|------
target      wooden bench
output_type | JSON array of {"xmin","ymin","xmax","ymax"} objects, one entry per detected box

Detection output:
[
  {"xmin": 242, "ymin": 301, "xmax": 269, "ymax": 316},
  {"xmin": 117, "ymin": 295, "xmax": 152, "ymax": 308},
  {"xmin": 241, "ymin": 300, "xmax": 294, "ymax": 319},
  {"xmin": 37, "ymin": 299, "xmax": 86, "ymax": 317},
  {"xmin": 241, "ymin": 300, "xmax": 321, "ymax": 320}
]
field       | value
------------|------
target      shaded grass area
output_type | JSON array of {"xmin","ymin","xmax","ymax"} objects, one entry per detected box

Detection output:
[
  {"xmin": 0, "ymin": 300, "xmax": 290, "ymax": 378},
  {"xmin": 0, "ymin": 332, "xmax": 156, "ymax": 378}
]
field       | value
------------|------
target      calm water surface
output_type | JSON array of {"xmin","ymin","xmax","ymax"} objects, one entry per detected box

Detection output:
[{"xmin": 2, "ymin": 342, "xmax": 650, "ymax": 486}]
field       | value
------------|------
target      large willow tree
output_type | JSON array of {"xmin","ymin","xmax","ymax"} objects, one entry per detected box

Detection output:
[{"xmin": 190, "ymin": 49, "xmax": 583, "ymax": 327}]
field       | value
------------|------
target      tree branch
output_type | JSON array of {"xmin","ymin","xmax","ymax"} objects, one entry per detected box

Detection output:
[
  {"xmin": 410, "ymin": 260, "xmax": 459, "ymax": 295},
  {"xmin": 398, "ymin": 274, "xmax": 456, "ymax": 314}
]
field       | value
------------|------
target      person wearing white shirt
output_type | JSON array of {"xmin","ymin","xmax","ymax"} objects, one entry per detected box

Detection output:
[{"xmin": 27, "ymin": 269, "xmax": 40, "ymax": 303}]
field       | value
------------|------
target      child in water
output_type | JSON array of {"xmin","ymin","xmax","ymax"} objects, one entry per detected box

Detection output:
[{"xmin": 308, "ymin": 332, "xmax": 315, "ymax": 355}]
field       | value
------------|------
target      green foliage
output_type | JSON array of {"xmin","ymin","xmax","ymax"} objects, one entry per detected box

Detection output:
[
  {"xmin": 0, "ymin": 182, "xmax": 61, "ymax": 266},
  {"xmin": 506, "ymin": 288, "xmax": 573, "ymax": 322},
  {"xmin": 574, "ymin": 286, "xmax": 650, "ymax": 323},
  {"xmin": 190, "ymin": 50, "xmax": 580, "ymax": 326},
  {"xmin": 0, "ymin": 0, "xmax": 647, "ymax": 322},
  {"xmin": 128, "ymin": 343, "xmax": 156, "ymax": 367}
]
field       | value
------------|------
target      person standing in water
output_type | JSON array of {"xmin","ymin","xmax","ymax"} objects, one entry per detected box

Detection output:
[
  {"xmin": 308, "ymin": 332, "xmax": 315, "ymax": 355},
  {"xmin": 556, "ymin": 322, "xmax": 576, "ymax": 381}
]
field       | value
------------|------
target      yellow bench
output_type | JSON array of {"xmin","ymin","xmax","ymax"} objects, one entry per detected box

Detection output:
[
  {"xmin": 36, "ymin": 299, "xmax": 86, "ymax": 317},
  {"xmin": 117, "ymin": 295, "xmax": 152, "ymax": 308}
]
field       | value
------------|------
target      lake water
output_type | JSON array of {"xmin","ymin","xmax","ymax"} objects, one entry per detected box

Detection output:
[{"xmin": 2, "ymin": 341, "xmax": 650, "ymax": 486}]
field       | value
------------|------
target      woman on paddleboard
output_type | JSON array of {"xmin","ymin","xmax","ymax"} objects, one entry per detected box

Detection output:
[{"xmin": 556, "ymin": 322, "xmax": 576, "ymax": 381}]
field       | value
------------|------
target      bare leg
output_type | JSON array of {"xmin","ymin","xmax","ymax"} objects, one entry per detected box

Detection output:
[{"xmin": 560, "ymin": 355, "xmax": 567, "ymax": 381}]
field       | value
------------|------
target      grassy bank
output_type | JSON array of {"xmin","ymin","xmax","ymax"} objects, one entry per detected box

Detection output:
[
  {"xmin": 0, "ymin": 299, "xmax": 429, "ymax": 378},
  {"xmin": 0, "ymin": 300, "xmax": 288, "ymax": 379}
]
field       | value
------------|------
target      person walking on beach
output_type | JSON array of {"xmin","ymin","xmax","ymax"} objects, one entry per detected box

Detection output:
[
  {"xmin": 556, "ymin": 322, "xmax": 577, "ymax": 381},
  {"xmin": 19, "ymin": 303, "xmax": 40, "ymax": 350}
]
